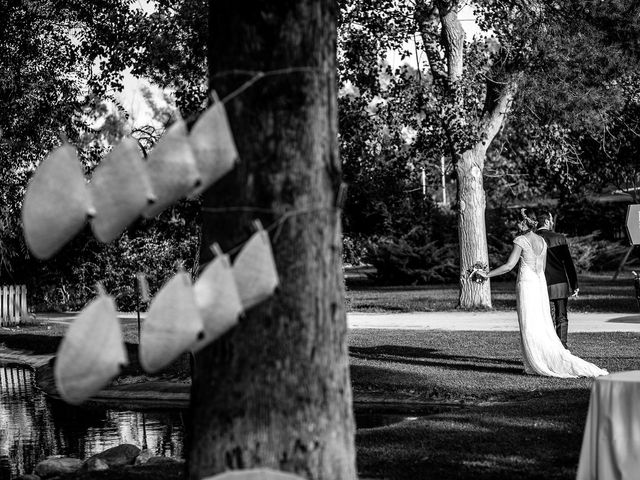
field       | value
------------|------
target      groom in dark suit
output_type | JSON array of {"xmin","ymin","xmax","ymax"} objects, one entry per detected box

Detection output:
[{"xmin": 536, "ymin": 209, "xmax": 579, "ymax": 348}]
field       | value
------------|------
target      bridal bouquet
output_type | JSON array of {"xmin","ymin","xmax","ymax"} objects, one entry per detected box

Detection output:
[{"xmin": 467, "ymin": 262, "xmax": 488, "ymax": 284}]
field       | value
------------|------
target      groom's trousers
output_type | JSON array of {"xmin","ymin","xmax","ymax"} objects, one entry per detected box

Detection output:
[{"xmin": 550, "ymin": 298, "xmax": 568, "ymax": 348}]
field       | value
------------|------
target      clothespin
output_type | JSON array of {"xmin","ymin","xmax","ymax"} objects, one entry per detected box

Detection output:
[
  {"xmin": 336, "ymin": 182, "xmax": 348, "ymax": 210},
  {"xmin": 136, "ymin": 273, "xmax": 151, "ymax": 302},
  {"xmin": 95, "ymin": 282, "xmax": 107, "ymax": 297},
  {"xmin": 252, "ymin": 219, "xmax": 264, "ymax": 232},
  {"xmin": 209, "ymin": 242, "xmax": 225, "ymax": 258}
]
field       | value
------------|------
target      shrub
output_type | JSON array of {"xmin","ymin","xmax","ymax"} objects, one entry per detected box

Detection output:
[
  {"xmin": 567, "ymin": 232, "xmax": 630, "ymax": 272},
  {"xmin": 67, "ymin": 231, "xmax": 198, "ymax": 311},
  {"xmin": 23, "ymin": 201, "xmax": 200, "ymax": 312},
  {"xmin": 342, "ymin": 234, "xmax": 368, "ymax": 266},
  {"xmin": 556, "ymin": 199, "xmax": 627, "ymax": 241},
  {"xmin": 362, "ymin": 206, "xmax": 520, "ymax": 285},
  {"xmin": 364, "ymin": 225, "xmax": 459, "ymax": 285}
]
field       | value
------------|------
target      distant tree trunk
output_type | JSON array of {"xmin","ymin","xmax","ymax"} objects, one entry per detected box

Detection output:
[
  {"xmin": 187, "ymin": 2, "xmax": 356, "ymax": 479},
  {"xmin": 455, "ymin": 72, "xmax": 519, "ymax": 308},
  {"xmin": 456, "ymin": 146, "xmax": 490, "ymax": 308},
  {"xmin": 419, "ymin": 0, "xmax": 520, "ymax": 308}
]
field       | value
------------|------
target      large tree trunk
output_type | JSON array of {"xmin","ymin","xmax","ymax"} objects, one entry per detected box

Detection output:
[
  {"xmin": 456, "ymin": 74, "xmax": 519, "ymax": 309},
  {"xmin": 456, "ymin": 146, "xmax": 490, "ymax": 308},
  {"xmin": 187, "ymin": 2, "xmax": 357, "ymax": 479},
  {"xmin": 424, "ymin": 1, "xmax": 494, "ymax": 308}
]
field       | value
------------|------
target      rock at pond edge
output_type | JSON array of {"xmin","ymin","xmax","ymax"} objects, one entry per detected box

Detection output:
[
  {"xmin": 80, "ymin": 444, "xmax": 141, "ymax": 472},
  {"xmin": 35, "ymin": 457, "xmax": 82, "ymax": 478}
]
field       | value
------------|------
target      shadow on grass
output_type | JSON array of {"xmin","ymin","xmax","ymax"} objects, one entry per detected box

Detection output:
[
  {"xmin": 349, "ymin": 363, "xmax": 532, "ymax": 403},
  {"xmin": 0, "ymin": 334, "xmax": 61, "ymax": 354},
  {"xmin": 356, "ymin": 387, "xmax": 591, "ymax": 480},
  {"xmin": 350, "ymin": 345, "xmax": 523, "ymax": 375},
  {"xmin": 571, "ymin": 297, "xmax": 638, "ymax": 312},
  {"xmin": 607, "ymin": 314, "xmax": 640, "ymax": 323}
]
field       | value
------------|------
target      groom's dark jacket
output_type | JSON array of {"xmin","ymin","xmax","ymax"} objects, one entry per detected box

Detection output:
[{"xmin": 536, "ymin": 228, "xmax": 578, "ymax": 300}]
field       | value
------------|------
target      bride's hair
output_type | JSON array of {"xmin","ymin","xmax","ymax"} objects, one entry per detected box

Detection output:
[{"xmin": 518, "ymin": 208, "xmax": 538, "ymax": 233}]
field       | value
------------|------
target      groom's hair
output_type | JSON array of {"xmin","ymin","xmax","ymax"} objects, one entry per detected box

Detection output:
[{"xmin": 537, "ymin": 209, "xmax": 553, "ymax": 225}]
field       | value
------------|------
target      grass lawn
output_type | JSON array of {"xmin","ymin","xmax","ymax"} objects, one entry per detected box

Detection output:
[
  {"xmin": 346, "ymin": 271, "xmax": 640, "ymax": 313},
  {"xmin": 349, "ymin": 329, "xmax": 640, "ymax": 480}
]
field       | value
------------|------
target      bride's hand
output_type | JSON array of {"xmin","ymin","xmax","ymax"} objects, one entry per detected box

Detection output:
[
  {"xmin": 471, "ymin": 269, "xmax": 489, "ymax": 283},
  {"xmin": 467, "ymin": 262, "xmax": 490, "ymax": 283}
]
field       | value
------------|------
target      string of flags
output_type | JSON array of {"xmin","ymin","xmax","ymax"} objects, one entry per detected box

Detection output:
[
  {"xmin": 22, "ymin": 94, "xmax": 281, "ymax": 405},
  {"xmin": 53, "ymin": 222, "xmax": 279, "ymax": 405},
  {"xmin": 22, "ymin": 94, "xmax": 237, "ymax": 259},
  {"xmin": 28, "ymin": 70, "xmax": 334, "ymax": 480}
]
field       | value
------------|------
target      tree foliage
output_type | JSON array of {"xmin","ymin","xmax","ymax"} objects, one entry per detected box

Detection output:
[
  {"xmin": 3, "ymin": 0, "xmax": 640, "ymax": 294},
  {"xmin": 0, "ymin": 0, "xmax": 203, "ymax": 307},
  {"xmin": 337, "ymin": 0, "xmax": 640, "ymax": 293},
  {"xmin": 493, "ymin": 0, "xmax": 640, "ymax": 201},
  {"xmin": 338, "ymin": 0, "xmax": 640, "ymax": 205},
  {"xmin": 0, "ymin": 0, "xmax": 93, "ymax": 276},
  {"xmin": 67, "ymin": 0, "xmax": 208, "ymax": 115}
]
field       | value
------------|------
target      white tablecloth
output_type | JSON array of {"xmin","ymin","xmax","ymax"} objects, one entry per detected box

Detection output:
[{"xmin": 577, "ymin": 370, "xmax": 640, "ymax": 480}]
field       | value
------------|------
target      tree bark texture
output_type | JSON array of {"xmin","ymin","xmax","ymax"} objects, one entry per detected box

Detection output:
[{"xmin": 188, "ymin": 2, "xmax": 356, "ymax": 479}]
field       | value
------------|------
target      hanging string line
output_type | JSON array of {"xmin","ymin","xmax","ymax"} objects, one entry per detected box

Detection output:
[
  {"xmin": 201, "ymin": 204, "xmax": 341, "ymax": 257},
  {"xmin": 211, "ymin": 67, "xmax": 324, "ymax": 104}
]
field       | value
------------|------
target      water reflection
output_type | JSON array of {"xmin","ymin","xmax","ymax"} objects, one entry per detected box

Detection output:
[{"xmin": 0, "ymin": 364, "xmax": 184, "ymax": 478}]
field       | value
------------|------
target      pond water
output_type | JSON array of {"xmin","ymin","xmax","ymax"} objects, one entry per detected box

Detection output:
[
  {"xmin": 0, "ymin": 363, "xmax": 424, "ymax": 478},
  {"xmin": 0, "ymin": 364, "xmax": 184, "ymax": 479}
]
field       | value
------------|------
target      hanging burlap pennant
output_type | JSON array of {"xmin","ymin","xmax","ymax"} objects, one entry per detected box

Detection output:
[
  {"xmin": 89, "ymin": 137, "xmax": 156, "ymax": 242},
  {"xmin": 54, "ymin": 287, "xmax": 127, "ymax": 405},
  {"xmin": 139, "ymin": 270, "xmax": 203, "ymax": 373},
  {"xmin": 188, "ymin": 95, "xmax": 238, "ymax": 195},
  {"xmin": 201, "ymin": 468, "xmax": 305, "ymax": 480},
  {"xmin": 232, "ymin": 225, "xmax": 279, "ymax": 310},
  {"xmin": 22, "ymin": 142, "xmax": 94, "ymax": 259},
  {"xmin": 191, "ymin": 246, "xmax": 243, "ymax": 352},
  {"xmin": 142, "ymin": 118, "xmax": 201, "ymax": 218}
]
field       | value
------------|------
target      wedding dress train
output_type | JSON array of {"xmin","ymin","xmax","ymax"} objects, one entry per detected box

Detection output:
[{"xmin": 514, "ymin": 234, "xmax": 608, "ymax": 378}]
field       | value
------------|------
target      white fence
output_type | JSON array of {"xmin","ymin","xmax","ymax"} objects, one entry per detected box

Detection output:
[{"xmin": 1, "ymin": 285, "xmax": 27, "ymax": 326}]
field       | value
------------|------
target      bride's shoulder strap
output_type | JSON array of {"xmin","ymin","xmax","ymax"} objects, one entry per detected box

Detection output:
[{"xmin": 513, "ymin": 235, "xmax": 528, "ymax": 249}]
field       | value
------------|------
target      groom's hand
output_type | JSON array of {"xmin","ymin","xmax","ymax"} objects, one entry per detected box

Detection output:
[{"xmin": 571, "ymin": 288, "xmax": 579, "ymax": 298}]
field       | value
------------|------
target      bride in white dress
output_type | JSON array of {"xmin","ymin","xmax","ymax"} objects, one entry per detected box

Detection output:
[{"xmin": 477, "ymin": 209, "xmax": 608, "ymax": 378}]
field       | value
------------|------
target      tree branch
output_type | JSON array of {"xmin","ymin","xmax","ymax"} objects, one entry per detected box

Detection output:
[
  {"xmin": 415, "ymin": 3, "xmax": 448, "ymax": 84},
  {"xmin": 477, "ymin": 73, "xmax": 521, "ymax": 154},
  {"xmin": 436, "ymin": 0, "xmax": 465, "ymax": 83}
]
